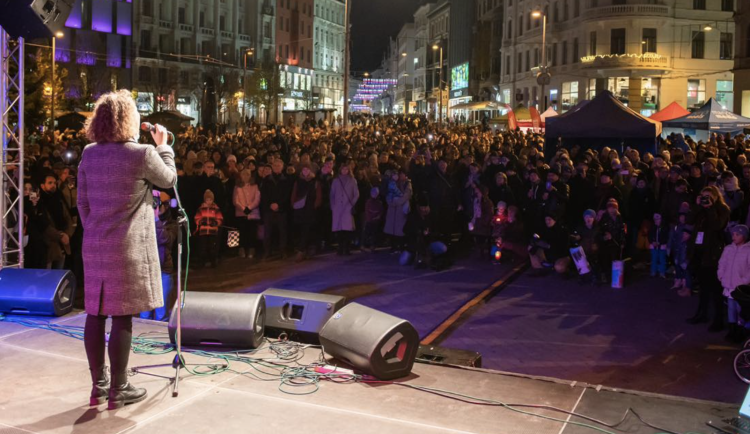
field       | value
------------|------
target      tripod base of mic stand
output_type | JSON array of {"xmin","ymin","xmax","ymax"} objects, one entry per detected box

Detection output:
[{"xmin": 132, "ymin": 353, "xmax": 224, "ymax": 397}]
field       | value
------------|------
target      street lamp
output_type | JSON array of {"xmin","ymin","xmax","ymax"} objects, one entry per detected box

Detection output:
[
  {"xmin": 432, "ymin": 43, "xmax": 443, "ymax": 125},
  {"xmin": 51, "ymin": 31, "xmax": 64, "ymax": 143},
  {"xmin": 531, "ymin": 9, "xmax": 549, "ymax": 111},
  {"xmin": 242, "ymin": 48, "xmax": 255, "ymax": 124},
  {"xmin": 364, "ymin": 72, "xmax": 370, "ymax": 77}
]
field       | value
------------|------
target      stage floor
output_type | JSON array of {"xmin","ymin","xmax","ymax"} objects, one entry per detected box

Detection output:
[{"xmin": 0, "ymin": 313, "xmax": 738, "ymax": 434}]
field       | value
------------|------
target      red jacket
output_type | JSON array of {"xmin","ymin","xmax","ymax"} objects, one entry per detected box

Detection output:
[{"xmin": 194, "ymin": 202, "xmax": 223, "ymax": 236}]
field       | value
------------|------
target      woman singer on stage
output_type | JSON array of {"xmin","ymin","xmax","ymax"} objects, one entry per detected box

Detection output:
[{"xmin": 77, "ymin": 90, "xmax": 177, "ymax": 410}]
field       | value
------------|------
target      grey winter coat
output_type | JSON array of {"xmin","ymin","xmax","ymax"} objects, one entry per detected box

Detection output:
[
  {"xmin": 77, "ymin": 142, "xmax": 177, "ymax": 316},
  {"xmin": 384, "ymin": 181, "xmax": 412, "ymax": 237},
  {"xmin": 330, "ymin": 174, "xmax": 359, "ymax": 232}
]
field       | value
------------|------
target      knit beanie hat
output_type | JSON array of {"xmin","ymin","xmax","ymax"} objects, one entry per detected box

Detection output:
[
  {"xmin": 606, "ymin": 198, "xmax": 619, "ymax": 210},
  {"xmin": 731, "ymin": 224, "xmax": 750, "ymax": 239},
  {"xmin": 204, "ymin": 189, "xmax": 214, "ymax": 201},
  {"xmin": 583, "ymin": 209, "xmax": 596, "ymax": 219}
]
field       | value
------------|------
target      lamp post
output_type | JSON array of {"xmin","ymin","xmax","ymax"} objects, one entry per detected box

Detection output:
[
  {"xmin": 243, "ymin": 48, "xmax": 254, "ymax": 124},
  {"xmin": 432, "ymin": 43, "xmax": 443, "ymax": 125},
  {"xmin": 531, "ymin": 10, "xmax": 548, "ymax": 111},
  {"xmin": 51, "ymin": 31, "xmax": 63, "ymax": 143},
  {"xmin": 342, "ymin": 0, "xmax": 351, "ymax": 129}
]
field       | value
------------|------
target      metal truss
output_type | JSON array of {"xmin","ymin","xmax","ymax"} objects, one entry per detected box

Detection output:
[{"xmin": 0, "ymin": 27, "xmax": 24, "ymax": 269}]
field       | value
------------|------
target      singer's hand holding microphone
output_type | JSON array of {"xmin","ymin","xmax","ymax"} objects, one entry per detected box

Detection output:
[{"xmin": 140, "ymin": 122, "xmax": 171, "ymax": 147}]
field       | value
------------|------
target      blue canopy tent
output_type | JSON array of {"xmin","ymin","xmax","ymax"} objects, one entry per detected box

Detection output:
[
  {"xmin": 545, "ymin": 91, "xmax": 661, "ymax": 158},
  {"xmin": 663, "ymin": 98, "xmax": 750, "ymax": 136}
]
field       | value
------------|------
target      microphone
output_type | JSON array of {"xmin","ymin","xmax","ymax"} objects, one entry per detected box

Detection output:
[{"xmin": 141, "ymin": 122, "xmax": 174, "ymax": 145}]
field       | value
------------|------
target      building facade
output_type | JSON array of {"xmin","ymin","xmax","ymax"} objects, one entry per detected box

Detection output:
[
  {"xmin": 132, "ymin": 0, "xmax": 273, "ymax": 126},
  {"xmin": 412, "ymin": 3, "xmax": 434, "ymax": 114},
  {"xmin": 276, "ymin": 0, "xmax": 314, "ymax": 111},
  {"xmin": 313, "ymin": 0, "xmax": 345, "ymax": 114},
  {"xmin": 500, "ymin": 0, "xmax": 736, "ymax": 116},
  {"xmin": 57, "ymin": 0, "xmax": 133, "ymax": 108},
  {"xmin": 395, "ymin": 23, "xmax": 416, "ymax": 114},
  {"xmin": 472, "ymin": 0, "xmax": 504, "ymax": 103},
  {"xmin": 427, "ymin": 0, "xmax": 450, "ymax": 120},
  {"xmin": 734, "ymin": 0, "xmax": 750, "ymax": 116}
]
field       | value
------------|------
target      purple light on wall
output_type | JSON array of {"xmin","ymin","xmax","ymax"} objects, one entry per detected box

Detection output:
[
  {"xmin": 77, "ymin": 51, "xmax": 96, "ymax": 65},
  {"xmin": 126, "ymin": 59, "xmax": 131, "ymax": 69},
  {"xmin": 66, "ymin": 87, "xmax": 81, "ymax": 99},
  {"xmin": 107, "ymin": 34, "xmax": 122, "ymax": 68},
  {"xmin": 116, "ymin": 2, "xmax": 132, "ymax": 35},
  {"xmin": 92, "ymin": 0, "xmax": 113, "ymax": 33},
  {"xmin": 55, "ymin": 49, "xmax": 70, "ymax": 63},
  {"xmin": 65, "ymin": 0, "xmax": 83, "ymax": 29}
]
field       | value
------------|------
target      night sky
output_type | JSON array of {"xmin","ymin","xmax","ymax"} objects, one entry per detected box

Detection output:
[{"xmin": 350, "ymin": 0, "xmax": 423, "ymax": 74}]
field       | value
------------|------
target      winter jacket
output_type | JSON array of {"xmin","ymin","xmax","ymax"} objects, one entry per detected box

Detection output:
[
  {"xmin": 233, "ymin": 184, "xmax": 261, "ymax": 220},
  {"xmin": 365, "ymin": 197, "xmax": 385, "ymax": 223},
  {"xmin": 384, "ymin": 180, "xmax": 412, "ymax": 237},
  {"xmin": 194, "ymin": 202, "xmax": 224, "ymax": 236},
  {"xmin": 330, "ymin": 174, "xmax": 359, "ymax": 232},
  {"xmin": 648, "ymin": 223, "xmax": 669, "ymax": 247},
  {"xmin": 718, "ymin": 242, "xmax": 750, "ymax": 297}
]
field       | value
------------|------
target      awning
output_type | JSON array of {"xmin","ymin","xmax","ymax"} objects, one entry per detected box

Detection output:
[{"xmin": 451, "ymin": 101, "xmax": 502, "ymax": 111}]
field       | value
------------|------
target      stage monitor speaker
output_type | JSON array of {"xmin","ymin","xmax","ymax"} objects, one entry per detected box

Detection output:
[
  {"xmin": 169, "ymin": 292, "xmax": 265, "ymax": 349},
  {"xmin": 416, "ymin": 345, "xmax": 482, "ymax": 368},
  {"xmin": 0, "ymin": 0, "xmax": 74, "ymax": 39},
  {"xmin": 0, "ymin": 268, "xmax": 76, "ymax": 316},
  {"xmin": 261, "ymin": 288, "xmax": 346, "ymax": 344},
  {"xmin": 319, "ymin": 303, "xmax": 419, "ymax": 380}
]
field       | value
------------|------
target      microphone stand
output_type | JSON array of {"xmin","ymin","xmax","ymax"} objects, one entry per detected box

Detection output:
[{"xmin": 132, "ymin": 177, "xmax": 218, "ymax": 397}]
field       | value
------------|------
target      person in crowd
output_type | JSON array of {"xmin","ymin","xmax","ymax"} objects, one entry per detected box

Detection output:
[
  {"xmin": 493, "ymin": 205, "xmax": 526, "ymax": 264},
  {"xmin": 649, "ymin": 213, "xmax": 669, "ymax": 278},
  {"xmin": 469, "ymin": 184, "xmax": 494, "ymax": 258},
  {"xmin": 194, "ymin": 189, "xmax": 224, "ymax": 268},
  {"xmin": 384, "ymin": 169, "xmax": 413, "ymax": 253},
  {"xmin": 571, "ymin": 209, "xmax": 599, "ymax": 284},
  {"xmin": 233, "ymin": 169, "xmax": 261, "ymax": 259},
  {"xmin": 687, "ymin": 186, "xmax": 731, "ymax": 332},
  {"xmin": 718, "ymin": 225, "xmax": 750, "ymax": 343},
  {"xmin": 291, "ymin": 163, "xmax": 323, "ymax": 261},
  {"xmin": 669, "ymin": 208, "xmax": 692, "ymax": 295},
  {"xmin": 37, "ymin": 173, "xmax": 74, "ymax": 269},
  {"xmin": 261, "ymin": 160, "xmax": 292, "ymax": 260},
  {"xmin": 528, "ymin": 213, "xmax": 570, "ymax": 276},
  {"xmin": 330, "ymin": 162, "xmax": 359, "ymax": 256},
  {"xmin": 597, "ymin": 199, "xmax": 626, "ymax": 283},
  {"xmin": 364, "ymin": 187, "xmax": 385, "ymax": 252}
]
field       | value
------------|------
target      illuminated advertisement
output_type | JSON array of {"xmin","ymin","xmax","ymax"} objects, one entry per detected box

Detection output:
[{"xmin": 451, "ymin": 63, "xmax": 469, "ymax": 91}]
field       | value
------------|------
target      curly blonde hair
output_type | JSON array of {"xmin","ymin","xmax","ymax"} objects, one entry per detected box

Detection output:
[{"xmin": 84, "ymin": 90, "xmax": 140, "ymax": 143}]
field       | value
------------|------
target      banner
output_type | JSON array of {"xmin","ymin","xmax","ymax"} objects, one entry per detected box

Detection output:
[
  {"xmin": 507, "ymin": 108, "xmax": 518, "ymax": 131},
  {"xmin": 530, "ymin": 106, "xmax": 542, "ymax": 133}
]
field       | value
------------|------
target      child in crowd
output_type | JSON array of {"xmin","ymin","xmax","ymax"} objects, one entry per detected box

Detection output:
[
  {"xmin": 572, "ymin": 209, "xmax": 599, "ymax": 284},
  {"xmin": 718, "ymin": 225, "xmax": 750, "ymax": 343},
  {"xmin": 669, "ymin": 209, "xmax": 690, "ymax": 291},
  {"xmin": 194, "ymin": 189, "xmax": 224, "ymax": 268},
  {"xmin": 649, "ymin": 212, "xmax": 668, "ymax": 278},
  {"xmin": 364, "ymin": 187, "xmax": 384, "ymax": 252}
]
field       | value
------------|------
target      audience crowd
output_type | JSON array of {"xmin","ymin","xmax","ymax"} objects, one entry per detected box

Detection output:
[{"xmin": 18, "ymin": 113, "xmax": 750, "ymax": 341}]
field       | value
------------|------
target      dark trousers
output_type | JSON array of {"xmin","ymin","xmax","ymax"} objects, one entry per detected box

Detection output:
[
  {"xmin": 335, "ymin": 231, "xmax": 352, "ymax": 255},
  {"xmin": 84, "ymin": 315, "xmax": 132, "ymax": 376},
  {"xmin": 363, "ymin": 221, "xmax": 381, "ymax": 248},
  {"xmin": 237, "ymin": 218, "xmax": 259, "ymax": 250},
  {"xmin": 196, "ymin": 234, "xmax": 220, "ymax": 265},
  {"xmin": 295, "ymin": 218, "xmax": 316, "ymax": 253},
  {"xmin": 695, "ymin": 266, "xmax": 725, "ymax": 325},
  {"xmin": 263, "ymin": 212, "xmax": 288, "ymax": 257}
]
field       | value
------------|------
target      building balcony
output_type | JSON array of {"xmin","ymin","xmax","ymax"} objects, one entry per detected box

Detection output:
[
  {"xmin": 583, "ymin": 4, "xmax": 670, "ymax": 20},
  {"xmin": 580, "ymin": 53, "xmax": 671, "ymax": 74},
  {"xmin": 201, "ymin": 27, "xmax": 215, "ymax": 36},
  {"xmin": 239, "ymin": 34, "xmax": 251, "ymax": 42},
  {"xmin": 178, "ymin": 23, "xmax": 194, "ymax": 32},
  {"xmin": 736, "ymin": 57, "xmax": 750, "ymax": 71},
  {"xmin": 159, "ymin": 20, "xmax": 172, "ymax": 29},
  {"xmin": 221, "ymin": 31, "xmax": 233, "ymax": 39},
  {"xmin": 142, "ymin": 16, "xmax": 154, "ymax": 25}
]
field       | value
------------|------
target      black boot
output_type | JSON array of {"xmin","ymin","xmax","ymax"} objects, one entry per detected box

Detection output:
[
  {"xmin": 89, "ymin": 366, "xmax": 110, "ymax": 406},
  {"xmin": 108, "ymin": 370, "xmax": 147, "ymax": 410}
]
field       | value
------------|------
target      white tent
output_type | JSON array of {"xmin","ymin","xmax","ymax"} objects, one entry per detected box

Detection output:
[{"xmin": 540, "ymin": 107, "xmax": 558, "ymax": 121}]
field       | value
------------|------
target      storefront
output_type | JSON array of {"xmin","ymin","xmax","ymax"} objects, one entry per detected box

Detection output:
[{"xmin": 280, "ymin": 65, "xmax": 313, "ymax": 111}]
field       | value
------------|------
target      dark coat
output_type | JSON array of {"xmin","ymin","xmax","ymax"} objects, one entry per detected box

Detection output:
[{"xmin": 690, "ymin": 202, "xmax": 731, "ymax": 268}]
